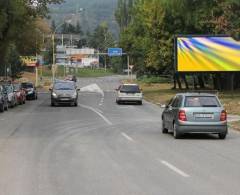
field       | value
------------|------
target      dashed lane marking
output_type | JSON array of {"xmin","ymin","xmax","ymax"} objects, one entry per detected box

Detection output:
[
  {"xmin": 159, "ymin": 160, "xmax": 190, "ymax": 178},
  {"xmin": 121, "ymin": 132, "xmax": 135, "ymax": 142}
]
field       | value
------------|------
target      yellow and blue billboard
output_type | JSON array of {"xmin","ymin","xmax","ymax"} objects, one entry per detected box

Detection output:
[{"xmin": 177, "ymin": 36, "xmax": 240, "ymax": 72}]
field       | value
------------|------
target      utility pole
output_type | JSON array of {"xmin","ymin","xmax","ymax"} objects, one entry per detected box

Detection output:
[{"xmin": 127, "ymin": 55, "xmax": 130, "ymax": 79}]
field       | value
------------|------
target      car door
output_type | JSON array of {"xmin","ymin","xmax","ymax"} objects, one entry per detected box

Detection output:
[
  {"xmin": 164, "ymin": 97, "xmax": 176, "ymax": 129},
  {"xmin": 169, "ymin": 95, "xmax": 182, "ymax": 130}
]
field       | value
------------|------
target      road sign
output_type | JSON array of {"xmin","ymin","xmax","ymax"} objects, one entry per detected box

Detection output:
[
  {"xmin": 108, "ymin": 48, "xmax": 123, "ymax": 57},
  {"xmin": 129, "ymin": 65, "xmax": 134, "ymax": 70}
]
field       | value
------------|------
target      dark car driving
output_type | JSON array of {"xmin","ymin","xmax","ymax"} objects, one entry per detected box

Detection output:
[
  {"xmin": 50, "ymin": 81, "xmax": 79, "ymax": 107},
  {"xmin": 21, "ymin": 82, "xmax": 38, "ymax": 100},
  {"xmin": 0, "ymin": 85, "xmax": 8, "ymax": 112}
]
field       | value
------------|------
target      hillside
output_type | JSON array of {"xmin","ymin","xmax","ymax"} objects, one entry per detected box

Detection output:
[{"xmin": 50, "ymin": 0, "xmax": 119, "ymax": 37}]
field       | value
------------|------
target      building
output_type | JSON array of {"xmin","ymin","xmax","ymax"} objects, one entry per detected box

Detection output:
[{"xmin": 56, "ymin": 46, "xmax": 99, "ymax": 68}]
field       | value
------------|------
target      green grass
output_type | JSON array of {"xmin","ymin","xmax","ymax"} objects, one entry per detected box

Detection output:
[
  {"xmin": 137, "ymin": 75, "xmax": 171, "ymax": 84},
  {"xmin": 131, "ymin": 81, "xmax": 240, "ymax": 116},
  {"xmin": 41, "ymin": 66, "xmax": 116, "ymax": 78}
]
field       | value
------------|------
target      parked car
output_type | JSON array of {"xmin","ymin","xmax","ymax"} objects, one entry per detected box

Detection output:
[
  {"xmin": 2, "ymin": 84, "xmax": 17, "ymax": 108},
  {"xmin": 13, "ymin": 83, "xmax": 26, "ymax": 105},
  {"xmin": 115, "ymin": 84, "xmax": 143, "ymax": 105},
  {"xmin": 21, "ymin": 82, "xmax": 38, "ymax": 100},
  {"xmin": 0, "ymin": 85, "xmax": 8, "ymax": 112},
  {"xmin": 50, "ymin": 80, "xmax": 79, "ymax": 106},
  {"xmin": 161, "ymin": 93, "xmax": 228, "ymax": 139}
]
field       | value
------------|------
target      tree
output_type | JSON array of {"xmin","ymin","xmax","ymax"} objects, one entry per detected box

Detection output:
[
  {"xmin": 51, "ymin": 20, "xmax": 56, "ymax": 31},
  {"xmin": 0, "ymin": 0, "xmax": 63, "ymax": 76},
  {"xmin": 89, "ymin": 22, "xmax": 115, "ymax": 52},
  {"xmin": 116, "ymin": 0, "xmax": 240, "ymax": 90}
]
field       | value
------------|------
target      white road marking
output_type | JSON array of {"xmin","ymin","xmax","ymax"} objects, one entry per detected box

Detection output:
[
  {"xmin": 0, "ymin": 118, "xmax": 5, "ymax": 121},
  {"xmin": 159, "ymin": 160, "xmax": 190, "ymax": 178},
  {"xmin": 80, "ymin": 84, "xmax": 104, "ymax": 97},
  {"xmin": 121, "ymin": 132, "xmax": 134, "ymax": 142},
  {"xmin": 94, "ymin": 108, "xmax": 103, "ymax": 114},
  {"xmin": 79, "ymin": 104, "xmax": 112, "ymax": 125},
  {"xmin": 99, "ymin": 97, "xmax": 104, "ymax": 106}
]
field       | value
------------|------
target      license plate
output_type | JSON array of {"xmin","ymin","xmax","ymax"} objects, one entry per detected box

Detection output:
[
  {"xmin": 195, "ymin": 113, "xmax": 214, "ymax": 119},
  {"xmin": 61, "ymin": 98, "xmax": 69, "ymax": 101}
]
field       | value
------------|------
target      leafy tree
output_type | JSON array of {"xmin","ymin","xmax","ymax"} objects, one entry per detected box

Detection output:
[
  {"xmin": 116, "ymin": 0, "xmax": 240, "ymax": 90},
  {"xmin": 0, "ymin": 0, "xmax": 62, "ymax": 76},
  {"xmin": 89, "ymin": 22, "xmax": 115, "ymax": 52}
]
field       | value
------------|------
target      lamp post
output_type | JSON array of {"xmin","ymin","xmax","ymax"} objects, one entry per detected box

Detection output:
[{"xmin": 52, "ymin": 19, "xmax": 72, "ymax": 82}]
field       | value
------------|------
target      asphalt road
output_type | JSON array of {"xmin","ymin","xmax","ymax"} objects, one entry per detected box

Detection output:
[{"xmin": 0, "ymin": 76, "xmax": 240, "ymax": 195}]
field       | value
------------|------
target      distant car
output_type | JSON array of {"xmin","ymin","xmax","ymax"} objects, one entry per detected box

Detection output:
[
  {"xmin": 161, "ymin": 93, "xmax": 228, "ymax": 139},
  {"xmin": 0, "ymin": 85, "xmax": 8, "ymax": 112},
  {"xmin": 13, "ymin": 83, "xmax": 26, "ymax": 105},
  {"xmin": 21, "ymin": 82, "xmax": 38, "ymax": 100},
  {"xmin": 65, "ymin": 75, "xmax": 77, "ymax": 82},
  {"xmin": 115, "ymin": 84, "xmax": 143, "ymax": 105},
  {"xmin": 2, "ymin": 84, "xmax": 17, "ymax": 108},
  {"xmin": 50, "ymin": 80, "xmax": 79, "ymax": 107}
]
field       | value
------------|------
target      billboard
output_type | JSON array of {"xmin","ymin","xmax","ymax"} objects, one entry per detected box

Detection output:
[
  {"xmin": 176, "ymin": 36, "xmax": 240, "ymax": 72},
  {"xmin": 21, "ymin": 56, "xmax": 37, "ymax": 67}
]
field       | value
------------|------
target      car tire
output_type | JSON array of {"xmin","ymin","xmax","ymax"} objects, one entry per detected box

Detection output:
[
  {"xmin": 11, "ymin": 101, "xmax": 14, "ymax": 108},
  {"xmin": 162, "ymin": 119, "xmax": 168, "ymax": 134},
  {"xmin": 116, "ymin": 100, "xmax": 120, "ymax": 105},
  {"xmin": 74, "ymin": 101, "xmax": 78, "ymax": 107},
  {"xmin": 219, "ymin": 132, "xmax": 227, "ymax": 139},
  {"xmin": 138, "ymin": 101, "xmax": 143, "ymax": 105},
  {"xmin": 51, "ymin": 101, "xmax": 55, "ymax": 107},
  {"xmin": 0, "ymin": 104, "xmax": 4, "ymax": 113},
  {"xmin": 173, "ymin": 123, "xmax": 181, "ymax": 139},
  {"xmin": 4, "ymin": 104, "xmax": 8, "ymax": 111}
]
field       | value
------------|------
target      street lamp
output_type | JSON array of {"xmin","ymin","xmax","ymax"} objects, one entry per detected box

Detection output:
[{"xmin": 52, "ymin": 19, "xmax": 72, "ymax": 81}]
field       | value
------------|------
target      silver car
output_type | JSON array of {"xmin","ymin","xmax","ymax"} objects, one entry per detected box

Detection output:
[
  {"xmin": 162, "ymin": 93, "xmax": 228, "ymax": 139},
  {"xmin": 116, "ymin": 84, "xmax": 143, "ymax": 105}
]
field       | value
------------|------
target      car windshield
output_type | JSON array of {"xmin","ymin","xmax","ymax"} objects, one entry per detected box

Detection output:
[
  {"xmin": 185, "ymin": 96, "xmax": 220, "ymax": 107},
  {"xmin": 3, "ymin": 85, "xmax": 12, "ymax": 93},
  {"xmin": 120, "ymin": 85, "xmax": 140, "ymax": 93},
  {"xmin": 22, "ymin": 83, "xmax": 33, "ymax": 89},
  {"xmin": 54, "ymin": 82, "xmax": 75, "ymax": 90},
  {"xmin": 13, "ymin": 84, "xmax": 20, "ymax": 90}
]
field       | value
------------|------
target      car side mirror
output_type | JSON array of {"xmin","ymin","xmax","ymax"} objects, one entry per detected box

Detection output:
[
  {"xmin": 49, "ymin": 88, "xmax": 52, "ymax": 91},
  {"xmin": 77, "ymin": 88, "xmax": 80, "ymax": 91}
]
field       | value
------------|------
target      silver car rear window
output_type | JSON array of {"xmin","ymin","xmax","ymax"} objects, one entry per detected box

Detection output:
[
  {"xmin": 185, "ymin": 96, "xmax": 220, "ymax": 107},
  {"xmin": 120, "ymin": 85, "xmax": 140, "ymax": 93}
]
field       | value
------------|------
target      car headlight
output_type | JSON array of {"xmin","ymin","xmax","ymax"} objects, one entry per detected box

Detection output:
[
  {"xmin": 72, "ymin": 92, "xmax": 77, "ymax": 98},
  {"xmin": 52, "ymin": 92, "xmax": 57, "ymax": 98}
]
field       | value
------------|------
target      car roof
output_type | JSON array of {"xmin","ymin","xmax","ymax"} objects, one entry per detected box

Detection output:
[
  {"xmin": 176, "ymin": 93, "xmax": 217, "ymax": 97},
  {"xmin": 121, "ymin": 83, "xmax": 139, "ymax": 86}
]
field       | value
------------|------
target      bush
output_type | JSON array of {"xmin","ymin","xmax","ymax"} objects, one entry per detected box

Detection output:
[{"xmin": 137, "ymin": 75, "xmax": 171, "ymax": 84}]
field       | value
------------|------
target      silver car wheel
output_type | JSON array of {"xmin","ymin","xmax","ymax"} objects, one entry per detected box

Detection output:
[{"xmin": 173, "ymin": 123, "xmax": 181, "ymax": 139}]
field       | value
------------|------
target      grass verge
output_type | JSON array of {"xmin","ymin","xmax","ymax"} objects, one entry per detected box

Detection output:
[
  {"xmin": 42, "ymin": 66, "xmax": 115, "ymax": 78},
  {"xmin": 124, "ymin": 79, "xmax": 240, "ymax": 129}
]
